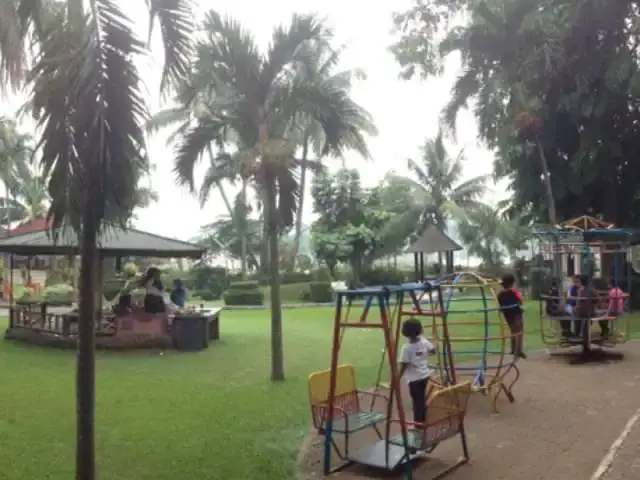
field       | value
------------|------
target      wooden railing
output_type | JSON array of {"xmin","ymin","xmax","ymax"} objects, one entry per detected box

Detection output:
[{"xmin": 9, "ymin": 307, "xmax": 117, "ymax": 337}]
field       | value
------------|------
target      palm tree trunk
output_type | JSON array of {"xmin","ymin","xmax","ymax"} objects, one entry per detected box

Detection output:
[
  {"xmin": 265, "ymin": 174, "xmax": 284, "ymax": 381},
  {"xmin": 239, "ymin": 179, "xmax": 248, "ymax": 279},
  {"xmin": 76, "ymin": 212, "xmax": 98, "ymax": 480},
  {"xmin": 290, "ymin": 139, "xmax": 309, "ymax": 272},
  {"xmin": 259, "ymin": 118, "xmax": 284, "ymax": 382}
]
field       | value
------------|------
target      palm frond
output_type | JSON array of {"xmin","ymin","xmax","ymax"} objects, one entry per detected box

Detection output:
[
  {"xmin": 261, "ymin": 13, "xmax": 330, "ymax": 89},
  {"xmin": 173, "ymin": 116, "xmax": 228, "ymax": 190},
  {"xmin": 31, "ymin": 0, "xmax": 147, "ymax": 234},
  {"xmin": 146, "ymin": 0, "xmax": 194, "ymax": 94},
  {"xmin": 442, "ymin": 68, "xmax": 480, "ymax": 137},
  {"xmin": 146, "ymin": 106, "xmax": 190, "ymax": 134}
]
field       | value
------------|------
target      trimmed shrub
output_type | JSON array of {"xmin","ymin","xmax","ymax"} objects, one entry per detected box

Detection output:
[
  {"xmin": 230, "ymin": 280, "xmax": 260, "ymax": 291},
  {"xmin": 281, "ymin": 271, "xmax": 313, "ymax": 285},
  {"xmin": 103, "ymin": 278, "xmax": 127, "ymax": 301},
  {"xmin": 223, "ymin": 280, "xmax": 264, "ymax": 306},
  {"xmin": 123, "ymin": 262, "xmax": 139, "ymax": 278},
  {"xmin": 309, "ymin": 282, "xmax": 332, "ymax": 303},
  {"xmin": 43, "ymin": 284, "xmax": 74, "ymax": 305},
  {"xmin": 223, "ymin": 289, "xmax": 264, "ymax": 306},
  {"xmin": 196, "ymin": 290, "xmax": 217, "ymax": 302}
]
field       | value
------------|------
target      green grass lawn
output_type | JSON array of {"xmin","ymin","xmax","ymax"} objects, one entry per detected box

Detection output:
[{"xmin": 1, "ymin": 304, "xmax": 639, "ymax": 480}]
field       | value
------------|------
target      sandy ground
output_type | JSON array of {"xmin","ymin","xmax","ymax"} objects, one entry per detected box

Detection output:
[{"xmin": 297, "ymin": 343, "xmax": 640, "ymax": 480}]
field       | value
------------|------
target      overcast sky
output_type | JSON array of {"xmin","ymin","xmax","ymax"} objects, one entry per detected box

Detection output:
[{"xmin": 4, "ymin": 0, "xmax": 506, "ymax": 241}]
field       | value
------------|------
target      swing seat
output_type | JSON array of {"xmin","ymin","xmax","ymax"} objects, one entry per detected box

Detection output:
[
  {"xmin": 308, "ymin": 364, "xmax": 388, "ymax": 434},
  {"xmin": 389, "ymin": 382, "xmax": 473, "ymax": 452}
]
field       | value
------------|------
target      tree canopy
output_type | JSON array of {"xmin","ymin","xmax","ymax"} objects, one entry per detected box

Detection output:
[{"xmin": 391, "ymin": 0, "xmax": 640, "ymax": 227}]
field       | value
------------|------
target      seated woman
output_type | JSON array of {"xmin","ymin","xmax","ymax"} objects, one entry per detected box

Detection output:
[
  {"xmin": 574, "ymin": 274, "xmax": 596, "ymax": 338},
  {"xmin": 170, "ymin": 278, "xmax": 187, "ymax": 309},
  {"xmin": 546, "ymin": 279, "xmax": 571, "ymax": 337},
  {"xmin": 565, "ymin": 275, "xmax": 580, "ymax": 316},
  {"xmin": 141, "ymin": 267, "xmax": 166, "ymax": 314}
]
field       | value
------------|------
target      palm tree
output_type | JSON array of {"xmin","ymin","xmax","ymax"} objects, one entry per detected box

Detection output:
[
  {"xmin": 15, "ymin": 1, "xmax": 194, "ymax": 478},
  {"xmin": 167, "ymin": 11, "xmax": 375, "ymax": 380},
  {"xmin": 0, "ymin": 119, "xmax": 35, "ymax": 229},
  {"xmin": 390, "ymin": 131, "xmax": 487, "ymax": 267},
  {"xmin": 198, "ymin": 149, "xmax": 252, "ymax": 278},
  {"xmin": 287, "ymin": 43, "xmax": 375, "ymax": 271},
  {"xmin": 2, "ymin": 161, "xmax": 49, "ymax": 223}
]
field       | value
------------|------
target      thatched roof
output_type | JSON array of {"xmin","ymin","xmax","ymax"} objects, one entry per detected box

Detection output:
[{"xmin": 405, "ymin": 226, "xmax": 463, "ymax": 254}]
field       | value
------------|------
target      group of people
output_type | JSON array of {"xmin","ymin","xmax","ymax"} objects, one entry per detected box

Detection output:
[
  {"xmin": 546, "ymin": 274, "xmax": 625, "ymax": 339},
  {"xmin": 115, "ymin": 267, "xmax": 187, "ymax": 315}
]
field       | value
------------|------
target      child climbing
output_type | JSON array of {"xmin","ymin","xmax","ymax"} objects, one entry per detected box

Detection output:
[
  {"xmin": 497, "ymin": 273, "xmax": 527, "ymax": 359},
  {"xmin": 399, "ymin": 318, "xmax": 435, "ymax": 429}
]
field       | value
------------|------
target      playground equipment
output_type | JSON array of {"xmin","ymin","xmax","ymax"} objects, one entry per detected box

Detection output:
[
  {"xmin": 408, "ymin": 272, "xmax": 521, "ymax": 413},
  {"xmin": 308, "ymin": 282, "xmax": 471, "ymax": 479},
  {"xmin": 534, "ymin": 215, "xmax": 635, "ymax": 363}
]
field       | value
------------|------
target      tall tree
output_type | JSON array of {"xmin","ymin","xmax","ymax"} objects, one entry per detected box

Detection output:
[
  {"xmin": 17, "ymin": 1, "xmax": 194, "ymax": 478},
  {"xmin": 287, "ymin": 43, "xmax": 375, "ymax": 271},
  {"xmin": 168, "ymin": 11, "xmax": 375, "ymax": 380},
  {"xmin": 0, "ymin": 119, "xmax": 35, "ymax": 228},
  {"xmin": 389, "ymin": 131, "xmax": 487, "ymax": 266}
]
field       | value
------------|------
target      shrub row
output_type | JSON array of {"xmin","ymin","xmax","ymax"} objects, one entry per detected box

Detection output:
[{"xmin": 222, "ymin": 281, "xmax": 333, "ymax": 306}]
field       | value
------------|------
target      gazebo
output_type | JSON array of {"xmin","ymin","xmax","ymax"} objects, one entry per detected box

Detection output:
[
  {"xmin": 406, "ymin": 225, "xmax": 463, "ymax": 281},
  {"xmin": 0, "ymin": 225, "xmax": 208, "ymax": 348}
]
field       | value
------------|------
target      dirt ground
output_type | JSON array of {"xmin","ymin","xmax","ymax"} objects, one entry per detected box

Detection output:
[
  {"xmin": 601, "ymin": 409, "xmax": 640, "ymax": 480},
  {"xmin": 297, "ymin": 343, "xmax": 640, "ymax": 480}
]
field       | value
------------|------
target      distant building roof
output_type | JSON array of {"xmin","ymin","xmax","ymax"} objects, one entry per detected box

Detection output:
[
  {"xmin": 0, "ymin": 224, "xmax": 205, "ymax": 258},
  {"xmin": 9, "ymin": 218, "xmax": 52, "ymax": 235},
  {"xmin": 405, "ymin": 225, "xmax": 463, "ymax": 255}
]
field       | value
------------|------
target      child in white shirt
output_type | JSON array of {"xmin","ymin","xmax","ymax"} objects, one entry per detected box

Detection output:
[{"xmin": 399, "ymin": 318, "xmax": 435, "ymax": 428}]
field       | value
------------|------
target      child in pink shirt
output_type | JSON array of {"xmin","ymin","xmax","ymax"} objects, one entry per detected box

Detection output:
[
  {"xmin": 600, "ymin": 279, "xmax": 625, "ymax": 339},
  {"xmin": 608, "ymin": 279, "xmax": 625, "ymax": 315}
]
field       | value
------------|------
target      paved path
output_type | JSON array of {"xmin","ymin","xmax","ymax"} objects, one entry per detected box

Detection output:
[
  {"xmin": 297, "ymin": 343, "xmax": 640, "ymax": 480},
  {"xmin": 601, "ymin": 411, "xmax": 640, "ymax": 480}
]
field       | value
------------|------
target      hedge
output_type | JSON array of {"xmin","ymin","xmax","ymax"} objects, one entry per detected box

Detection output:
[
  {"xmin": 223, "ymin": 289, "xmax": 265, "ymax": 306},
  {"xmin": 308, "ymin": 282, "xmax": 332, "ymax": 303}
]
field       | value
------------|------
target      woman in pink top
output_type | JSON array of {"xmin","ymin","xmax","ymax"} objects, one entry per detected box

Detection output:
[{"xmin": 600, "ymin": 279, "xmax": 625, "ymax": 339}]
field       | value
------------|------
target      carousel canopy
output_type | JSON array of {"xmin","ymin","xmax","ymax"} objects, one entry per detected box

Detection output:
[
  {"xmin": 405, "ymin": 225, "xmax": 463, "ymax": 255},
  {"xmin": 533, "ymin": 214, "xmax": 640, "ymax": 245},
  {"xmin": 0, "ymin": 225, "xmax": 206, "ymax": 258}
]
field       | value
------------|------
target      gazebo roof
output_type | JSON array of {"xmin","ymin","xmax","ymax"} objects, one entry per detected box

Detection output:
[
  {"xmin": 405, "ymin": 225, "xmax": 463, "ymax": 254},
  {"xmin": 556, "ymin": 215, "xmax": 615, "ymax": 231},
  {"xmin": 0, "ymin": 225, "xmax": 205, "ymax": 258}
]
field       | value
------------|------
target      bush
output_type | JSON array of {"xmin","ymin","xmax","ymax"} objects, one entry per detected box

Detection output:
[
  {"xmin": 280, "ymin": 271, "xmax": 313, "ymax": 285},
  {"xmin": 123, "ymin": 262, "xmax": 138, "ymax": 278},
  {"xmin": 223, "ymin": 289, "xmax": 264, "ymax": 306},
  {"xmin": 43, "ymin": 284, "xmax": 74, "ymax": 305},
  {"xmin": 187, "ymin": 265, "xmax": 229, "ymax": 299},
  {"xmin": 275, "ymin": 282, "xmax": 311, "ymax": 303},
  {"xmin": 223, "ymin": 279, "xmax": 264, "ymax": 306},
  {"xmin": 308, "ymin": 282, "xmax": 333, "ymax": 303},
  {"xmin": 103, "ymin": 278, "xmax": 127, "ymax": 301},
  {"xmin": 196, "ymin": 290, "xmax": 218, "ymax": 302},
  {"xmin": 230, "ymin": 280, "xmax": 260, "ymax": 291}
]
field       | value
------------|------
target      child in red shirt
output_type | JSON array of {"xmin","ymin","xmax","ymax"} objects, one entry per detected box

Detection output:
[{"xmin": 497, "ymin": 274, "xmax": 526, "ymax": 359}]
